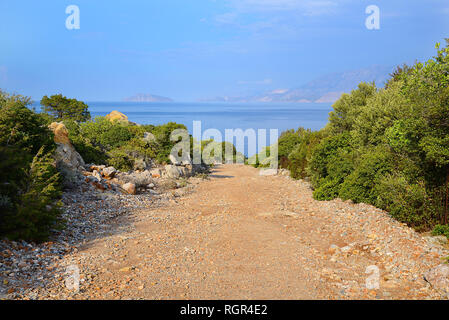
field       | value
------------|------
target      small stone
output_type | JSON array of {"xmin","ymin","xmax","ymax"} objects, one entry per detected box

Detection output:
[
  {"xmin": 102, "ymin": 167, "xmax": 117, "ymax": 179},
  {"xmin": 119, "ymin": 267, "xmax": 132, "ymax": 272},
  {"xmin": 122, "ymin": 183, "xmax": 136, "ymax": 195}
]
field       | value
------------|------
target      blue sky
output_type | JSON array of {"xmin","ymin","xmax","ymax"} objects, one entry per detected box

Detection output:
[{"xmin": 0, "ymin": 0, "xmax": 448, "ymax": 101}]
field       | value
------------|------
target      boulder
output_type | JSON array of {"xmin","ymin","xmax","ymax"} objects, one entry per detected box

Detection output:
[
  {"xmin": 424, "ymin": 264, "xmax": 449, "ymax": 294},
  {"xmin": 122, "ymin": 182, "xmax": 136, "ymax": 195},
  {"xmin": 92, "ymin": 170, "xmax": 102, "ymax": 182},
  {"xmin": 48, "ymin": 122, "xmax": 71, "ymax": 145},
  {"xmin": 164, "ymin": 165, "xmax": 185, "ymax": 179},
  {"xmin": 105, "ymin": 110, "xmax": 129, "ymax": 123},
  {"xmin": 117, "ymin": 170, "xmax": 153, "ymax": 188},
  {"xmin": 48, "ymin": 122, "xmax": 85, "ymax": 188},
  {"xmin": 169, "ymin": 152, "xmax": 192, "ymax": 166}
]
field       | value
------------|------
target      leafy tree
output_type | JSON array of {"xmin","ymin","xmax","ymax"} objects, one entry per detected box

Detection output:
[
  {"xmin": 41, "ymin": 94, "xmax": 90, "ymax": 122},
  {"xmin": 327, "ymin": 82, "xmax": 377, "ymax": 134}
]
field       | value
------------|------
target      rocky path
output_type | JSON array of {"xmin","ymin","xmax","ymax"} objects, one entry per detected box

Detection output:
[{"xmin": 9, "ymin": 165, "xmax": 449, "ymax": 299}]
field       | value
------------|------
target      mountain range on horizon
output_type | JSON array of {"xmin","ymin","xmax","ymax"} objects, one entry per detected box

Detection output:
[
  {"xmin": 124, "ymin": 93, "xmax": 173, "ymax": 102},
  {"xmin": 200, "ymin": 65, "xmax": 394, "ymax": 104}
]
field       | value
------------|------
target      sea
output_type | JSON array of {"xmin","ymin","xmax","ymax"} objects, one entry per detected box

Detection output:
[{"xmin": 31, "ymin": 101, "xmax": 333, "ymax": 156}]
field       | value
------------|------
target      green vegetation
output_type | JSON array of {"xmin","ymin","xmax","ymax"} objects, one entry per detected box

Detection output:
[
  {"xmin": 251, "ymin": 40, "xmax": 449, "ymax": 232},
  {"xmin": 0, "ymin": 90, "xmax": 204, "ymax": 241},
  {"xmin": 0, "ymin": 91, "xmax": 62, "ymax": 242},
  {"xmin": 41, "ymin": 94, "xmax": 90, "ymax": 122},
  {"xmin": 432, "ymin": 224, "xmax": 449, "ymax": 239},
  {"xmin": 62, "ymin": 118, "xmax": 189, "ymax": 171}
]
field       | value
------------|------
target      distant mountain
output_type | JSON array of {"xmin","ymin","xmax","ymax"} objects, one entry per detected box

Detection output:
[
  {"xmin": 124, "ymin": 93, "xmax": 173, "ymax": 102},
  {"xmin": 202, "ymin": 65, "xmax": 394, "ymax": 104}
]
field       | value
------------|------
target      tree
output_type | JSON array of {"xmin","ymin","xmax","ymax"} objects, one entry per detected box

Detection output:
[{"xmin": 41, "ymin": 94, "xmax": 90, "ymax": 122}]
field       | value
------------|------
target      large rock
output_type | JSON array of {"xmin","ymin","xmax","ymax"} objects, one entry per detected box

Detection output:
[
  {"xmin": 169, "ymin": 153, "xmax": 192, "ymax": 166},
  {"xmin": 164, "ymin": 165, "xmax": 185, "ymax": 179},
  {"xmin": 117, "ymin": 170, "xmax": 154, "ymax": 188},
  {"xmin": 48, "ymin": 122, "xmax": 85, "ymax": 187},
  {"xmin": 105, "ymin": 110, "xmax": 129, "ymax": 123},
  {"xmin": 424, "ymin": 264, "xmax": 449, "ymax": 294},
  {"xmin": 49, "ymin": 122, "xmax": 71, "ymax": 145}
]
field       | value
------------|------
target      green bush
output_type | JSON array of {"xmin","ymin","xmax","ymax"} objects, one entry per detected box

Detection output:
[
  {"xmin": 307, "ymin": 132, "xmax": 351, "ymax": 188},
  {"xmin": 432, "ymin": 224, "xmax": 449, "ymax": 239},
  {"xmin": 287, "ymin": 129, "xmax": 323, "ymax": 180},
  {"xmin": 338, "ymin": 147, "xmax": 394, "ymax": 204},
  {"xmin": 63, "ymin": 119, "xmax": 107, "ymax": 164},
  {"xmin": 79, "ymin": 116, "xmax": 134, "ymax": 150},
  {"xmin": 278, "ymin": 129, "xmax": 303, "ymax": 168},
  {"xmin": 375, "ymin": 174, "xmax": 431, "ymax": 230},
  {"xmin": 312, "ymin": 151, "xmax": 354, "ymax": 200},
  {"xmin": 0, "ymin": 91, "xmax": 62, "ymax": 242}
]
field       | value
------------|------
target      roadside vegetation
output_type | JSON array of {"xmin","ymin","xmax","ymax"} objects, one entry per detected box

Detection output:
[
  {"xmin": 252, "ymin": 41, "xmax": 449, "ymax": 234},
  {"xmin": 0, "ymin": 93, "xmax": 196, "ymax": 241}
]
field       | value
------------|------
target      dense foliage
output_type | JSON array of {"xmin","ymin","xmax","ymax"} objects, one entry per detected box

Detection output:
[
  {"xmin": 63, "ymin": 118, "xmax": 189, "ymax": 171},
  {"xmin": 251, "ymin": 41, "xmax": 449, "ymax": 231},
  {"xmin": 0, "ymin": 91, "xmax": 62, "ymax": 242}
]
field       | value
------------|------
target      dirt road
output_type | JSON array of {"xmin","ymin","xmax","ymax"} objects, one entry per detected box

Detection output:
[{"xmin": 36, "ymin": 165, "xmax": 448, "ymax": 299}]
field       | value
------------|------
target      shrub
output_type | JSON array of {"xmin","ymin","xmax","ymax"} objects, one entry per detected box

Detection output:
[
  {"xmin": 8, "ymin": 147, "xmax": 62, "ymax": 241},
  {"xmin": 307, "ymin": 132, "xmax": 351, "ymax": 188},
  {"xmin": 375, "ymin": 174, "xmax": 432, "ymax": 230},
  {"xmin": 287, "ymin": 129, "xmax": 323, "ymax": 180},
  {"xmin": 278, "ymin": 129, "xmax": 303, "ymax": 168},
  {"xmin": 432, "ymin": 224, "xmax": 449, "ymax": 239},
  {"xmin": 338, "ymin": 146, "xmax": 394, "ymax": 204},
  {"xmin": 148, "ymin": 122, "xmax": 188, "ymax": 164},
  {"xmin": 312, "ymin": 151, "xmax": 354, "ymax": 200},
  {"xmin": 79, "ymin": 116, "xmax": 134, "ymax": 151},
  {"xmin": 0, "ymin": 90, "xmax": 62, "ymax": 242}
]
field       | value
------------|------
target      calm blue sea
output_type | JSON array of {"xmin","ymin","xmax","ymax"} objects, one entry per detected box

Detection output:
[{"xmin": 32, "ymin": 101, "xmax": 332, "ymax": 155}]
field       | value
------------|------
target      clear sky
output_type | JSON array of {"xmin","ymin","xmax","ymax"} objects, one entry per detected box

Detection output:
[{"xmin": 0, "ymin": 0, "xmax": 448, "ymax": 101}]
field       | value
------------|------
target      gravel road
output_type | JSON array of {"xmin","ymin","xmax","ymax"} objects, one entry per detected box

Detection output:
[{"xmin": 2, "ymin": 164, "xmax": 448, "ymax": 300}]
